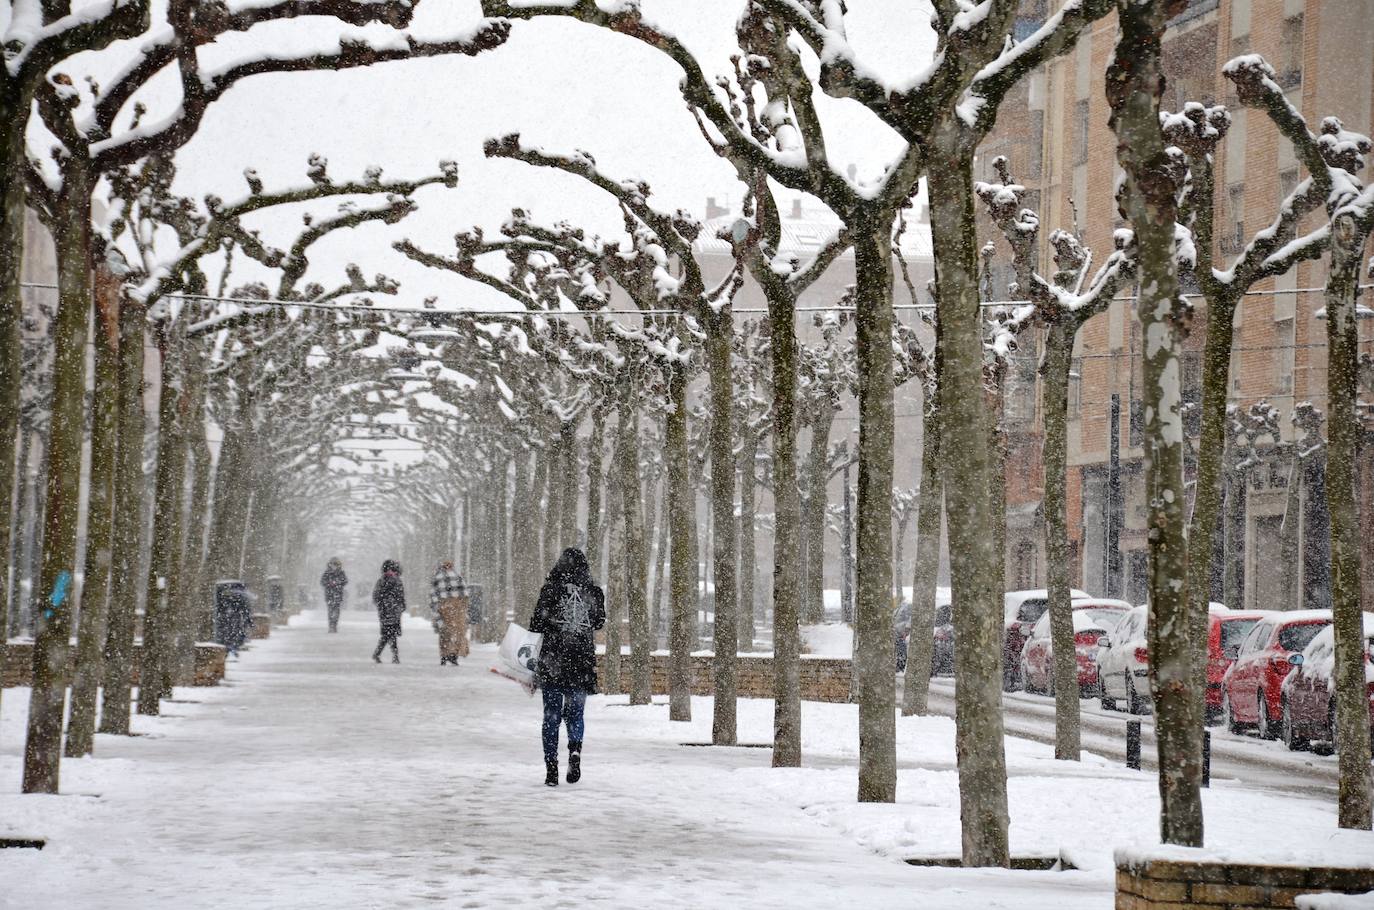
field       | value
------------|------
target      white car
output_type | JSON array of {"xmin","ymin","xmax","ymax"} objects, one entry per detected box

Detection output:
[{"xmin": 1097, "ymin": 605, "xmax": 1152, "ymax": 714}]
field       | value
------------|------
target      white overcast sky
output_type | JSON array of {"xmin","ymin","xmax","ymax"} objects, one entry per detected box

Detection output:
[{"xmin": 44, "ymin": 0, "xmax": 940, "ymax": 310}]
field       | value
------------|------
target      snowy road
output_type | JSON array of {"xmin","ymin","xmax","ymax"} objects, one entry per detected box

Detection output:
[
  {"xmin": 0, "ymin": 614, "xmax": 934, "ymax": 910},
  {"xmin": 920, "ymin": 679, "xmax": 1346, "ymax": 800}
]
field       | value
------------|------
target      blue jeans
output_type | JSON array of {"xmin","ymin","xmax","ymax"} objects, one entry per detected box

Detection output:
[{"xmin": 541, "ymin": 687, "xmax": 586, "ymax": 761}]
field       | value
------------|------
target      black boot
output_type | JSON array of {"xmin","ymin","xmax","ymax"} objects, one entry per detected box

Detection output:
[
  {"xmin": 544, "ymin": 759, "xmax": 559, "ymax": 787},
  {"xmin": 567, "ymin": 742, "xmax": 582, "ymax": 784}
]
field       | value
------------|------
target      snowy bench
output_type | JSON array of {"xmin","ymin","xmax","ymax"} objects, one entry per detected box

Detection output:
[
  {"xmin": 1117, "ymin": 847, "xmax": 1374, "ymax": 909},
  {"xmin": 1, "ymin": 641, "xmax": 227, "ymax": 688}
]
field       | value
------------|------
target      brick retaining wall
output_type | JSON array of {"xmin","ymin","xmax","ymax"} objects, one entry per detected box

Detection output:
[
  {"xmin": 2, "ymin": 641, "xmax": 228, "ymax": 688},
  {"xmin": 1117, "ymin": 854, "xmax": 1374, "ymax": 909},
  {"xmin": 596, "ymin": 652, "xmax": 853, "ymax": 703}
]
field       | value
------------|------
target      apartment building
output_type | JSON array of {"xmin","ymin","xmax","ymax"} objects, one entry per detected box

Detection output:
[{"xmin": 979, "ymin": 0, "xmax": 1374, "ymax": 609}]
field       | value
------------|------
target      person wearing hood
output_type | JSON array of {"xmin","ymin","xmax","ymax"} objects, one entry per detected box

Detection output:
[
  {"xmin": 529, "ymin": 547, "xmax": 606, "ymax": 787},
  {"xmin": 371, "ymin": 559, "xmax": 407, "ymax": 664},
  {"xmin": 429, "ymin": 559, "xmax": 468, "ymax": 666},
  {"xmin": 320, "ymin": 558, "xmax": 348, "ymax": 633}
]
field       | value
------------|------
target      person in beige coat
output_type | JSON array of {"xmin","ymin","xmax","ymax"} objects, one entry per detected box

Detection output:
[{"xmin": 429, "ymin": 560, "xmax": 469, "ymax": 666}]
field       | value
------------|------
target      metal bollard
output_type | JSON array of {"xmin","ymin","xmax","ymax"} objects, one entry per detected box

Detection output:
[
  {"xmin": 1202, "ymin": 730, "xmax": 1211, "ymax": 788},
  {"xmin": 1126, "ymin": 719, "xmax": 1142, "ymax": 770}
]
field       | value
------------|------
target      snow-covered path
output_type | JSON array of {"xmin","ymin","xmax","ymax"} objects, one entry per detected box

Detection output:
[
  {"xmin": 6, "ymin": 612, "xmax": 1373, "ymax": 909},
  {"xmin": 0, "ymin": 613, "xmax": 926, "ymax": 909}
]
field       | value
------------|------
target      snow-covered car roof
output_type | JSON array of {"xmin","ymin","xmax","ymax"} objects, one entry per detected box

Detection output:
[{"xmin": 1284, "ymin": 614, "xmax": 1374, "ymax": 687}]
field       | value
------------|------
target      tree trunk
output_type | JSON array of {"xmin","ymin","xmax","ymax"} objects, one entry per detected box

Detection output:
[
  {"xmin": 1186, "ymin": 291, "xmax": 1239, "ymax": 620},
  {"xmin": 706, "ymin": 318, "xmax": 739, "ymax": 745},
  {"xmin": 763, "ymin": 278, "xmax": 803, "ymax": 767},
  {"xmin": 7, "ymin": 428, "xmax": 33, "ymax": 638},
  {"xmin": 902, "ymin": 383, "xmax": 943, "ymax": 716},
  {"xmin": 1323, "ymin": 215, "xmax": 1373, "ymax": 830},
  {"xmin": 851, "ymin": 221, "xmax": 897, "ymax": 804},
  {"xmin": 99, "ymin": 298, "xmax": 148, "ymax": 736},
  {"xmin": 544, "ymin": 434, "xmax": 564, "ymax": 567},
  {"xmin": 0, "ymin": 87, "xmax": 28, "ymax": 726},
  {"xmin": 665, "ymin": 358, "xmax": 695, "ymax": 721},
  {"xmin": 801, "ymin": 404, "xmax": 834, "ymax": 624},
  {"xmin": 737, "ymin": 432, "xmax": 759, "ymax": 651},
  {"xmin": 1043, "ymin": 320, "xmax": 1081, "ymax": 760},
  {"xmin": 604, "ymin": 464, "xmax": 624, "ymax": 695},
  {"xmin": 650, "ymin": 472, "xmax": 668, "ymax": 646},
  {"xmin": 585, "ymin": 408, "xmax": 607, "ymax": 580},
  {"xmin": 138, "ymin": 323, "xmax": 189, "ymax": 715},
  {"xmin": 1108, "ymin": 0, "xmax": 1203, "ymax": 846},
  {"xmin": 180, "ymin": 356, "xmax": 213, "ymax": 644},
  {"xmin": 560, "ymin": 421, "xmax": 579, "ymax": 547},
  {"xmin": 64, "ymin": 266, "xmax": 121, "ymax": 757},
  {"xmin": 928, "ymin": 148, "xmax": 1011, "ymax": 865},
  {"xmin": 22, "ymin": 178, "xmax": 93, "ymax": 794},
  {"xmin": 619, "ymin": 402, "xmax": 652, "ymax": 705},
  {"xmin": 511, "ymin": 451, "xmax": 537, "ymax": 626}
]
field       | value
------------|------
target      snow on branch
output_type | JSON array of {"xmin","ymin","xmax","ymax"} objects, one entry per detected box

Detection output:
[
  {"xmin": 90, "ymin": 18, "xmax": 511, "ymax": 169},
  {"xmin": 128, "ymin": 158, "xmax": 458, "ymax": 312}
]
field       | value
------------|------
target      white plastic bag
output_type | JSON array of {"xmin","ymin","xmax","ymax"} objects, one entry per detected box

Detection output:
[{"xmin": 491, "ymin": 622, "xmax": 542, "ymax": 695}]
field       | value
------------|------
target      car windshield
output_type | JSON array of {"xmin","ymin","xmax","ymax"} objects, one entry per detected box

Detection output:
[
  {"xmin": 1083, "ymin": 607, "xmax": 1127, "ymax": 629},
  {"xmin": 934, "ymin": 605, "xmax": 952, "ymax": 626},
  {"xmin": 1017, "ymin": 599, "xmax": 1049, "ymax": 623},
  {"xmin": 1279, "ymin": 622, "xmax": 1327, "ymax": 653},
  {"xmin": 1219, "ymin": 618, "xmax": 1258, "ymax": 652}
]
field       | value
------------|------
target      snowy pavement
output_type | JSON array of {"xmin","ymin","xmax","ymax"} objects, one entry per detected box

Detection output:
[{"xmin": 3, "ymin": 612, "xmax": 1372, "ymax": 909}]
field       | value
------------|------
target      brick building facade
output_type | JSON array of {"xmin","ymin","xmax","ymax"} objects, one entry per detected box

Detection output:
[{"xmin": 980, "ymin": 0, "xmax": 1374, "ymax": 609}]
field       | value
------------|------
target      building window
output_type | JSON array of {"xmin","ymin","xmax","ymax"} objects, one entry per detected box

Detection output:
[
  {"xmin": 1074, "ymin": 99, "xmax": 1090, "ymax": 166},
  {"xmin": 1069, "ymin": 357, "xmax": 1083, "ymax": 417},
  {"xmin": 1027, "ymin": 110, "xmax": 1045, "ymax": 179},
  {"xmin": 1279, "ymin": 15, "xmax": 1304, "ymax": 89},
  {"xmin": 1223, "ymin": 183, "xmax": 1245, "ymax": 254},
  {"xmin": 1275, "ymin": 317, "xmax": 1295, "ymax": 395},
  {"xmin": 1279, "ymin": 168, "xmax": 1300, "ymax": 203}
]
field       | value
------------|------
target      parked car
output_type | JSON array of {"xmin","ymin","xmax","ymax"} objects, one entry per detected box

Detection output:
[
  {"xmin": 1097, "ymin": 605, "xmax": 1152, "ymax": 714},
  {"xmin": 1222, "ymin": 610, "xmax": 1332, "ymax": 738},
  {"xmin": 1018, "ymin": 599, "xmax": 1132, "ymax": 696},
  {"xmin": 1278, "ymin": 613, "xmax": 1374, "ymax": 751},
  {"xmin": 1204, "ymin": 606, "xmax": 1271, "ymax": 723},
  {"xmin": 1002, "ymin": 588, "xmax": 1090, "ymax": 690},
  {"xmin": 894, "ymin": 588, "xmax": 952, "ymax": 673}
]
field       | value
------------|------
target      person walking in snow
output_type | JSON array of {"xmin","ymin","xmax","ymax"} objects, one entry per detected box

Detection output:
[
  {"xmin": 429, "ymin": 559, "xmax": 469, "ymax": 666},
  {"xmin": 371, "ymin": 559, "xmax": 407, "ymax": 664},
  {"xmin": 529, "ymin": 547, "xmax": 606, "ymax": 787},
  {"xmin": 320, "ymin": 558, "xmax": 348, "ymax": 633}
]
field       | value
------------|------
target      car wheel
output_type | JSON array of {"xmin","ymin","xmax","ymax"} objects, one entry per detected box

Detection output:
[
  {"xmin": 1281, "ymin": 699, "xmax": 1308, "ymax": 752},
  {"xmin": 1258, "ymin": 690, "xmax": 1278, "ymax": 740},
  {"xmin": 1099, "ymin": 675, "xmax": 1117, "ymax": 712},
  {"xmin": 1223, "ymin": 690, "xmax": 1245, "ymax": 734},
  {"xmin": 1126, "ymin": 675, "xmax": 1147, "ymax": 715}
]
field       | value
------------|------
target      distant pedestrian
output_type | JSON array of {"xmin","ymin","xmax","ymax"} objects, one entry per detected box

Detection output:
[
  {"xmin": 214, "ymin": 580, "xmax": 255, "ymax": 659},
  {"xmin": 429, "ymin": 560, "xmax": 469, "ymax": 666},
  {"xmin": 529, "ymin": 547, "xmax": 605, "ymax": 787},
  {"xmin": 371, "ymin": 560, "xmax": 406, "ymax": 664},
  {"xmin": 320, "ymin": 558, "xmax": 348, "ymax": 633}
]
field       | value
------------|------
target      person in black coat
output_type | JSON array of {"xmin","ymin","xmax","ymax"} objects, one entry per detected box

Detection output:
[
  {"xmin": 371, "ymin": 559, "xmax": 407, "ymax": 664},
  {"xmin": 528, "ymin": 547, "xmax": 606, "ymax": 787},
  {"xmin": 320, "ymin": 558, "xmax": 348, "ymax": 633}
]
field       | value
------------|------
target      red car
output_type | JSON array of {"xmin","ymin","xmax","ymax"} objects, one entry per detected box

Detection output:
[
  {"xmin": 1205, "ymin": 607, "xmax": 1270, "ymax": 722},
  {"xmin": 1279, "ymin": 615, "xmax": 1374, "ymax": 751},
  {"xmin": 1002, "ymin": 588, "xmax": 1089, "ymax": 691},
  {"xmin": 1019, "ymin": 600, "xmax": 1131, "ymax": 696},
  {"xmin": 1222, "ymin": 610, "xmax": 1331, "ymax": 739}
]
